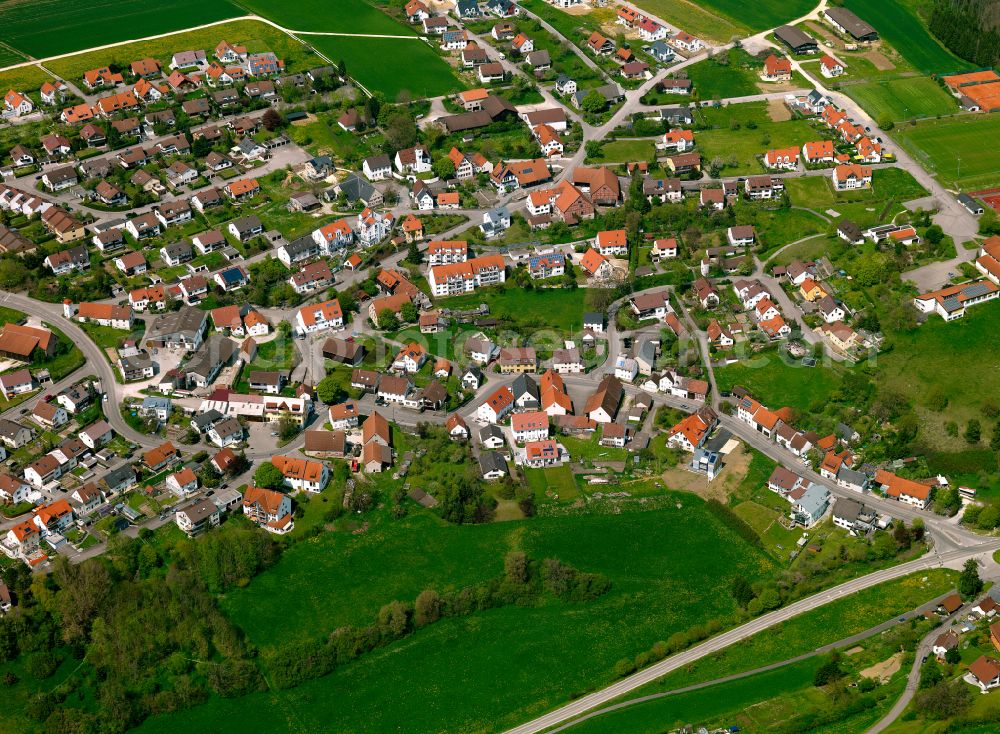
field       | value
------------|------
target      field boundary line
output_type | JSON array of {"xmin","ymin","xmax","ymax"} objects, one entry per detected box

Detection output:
[{"xmin": 293, "ymin": 31, "xmax": 422, "ymax": 39}]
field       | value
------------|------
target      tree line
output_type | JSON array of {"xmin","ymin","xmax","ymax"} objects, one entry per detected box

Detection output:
[{"xmin": 929, "ymin": 0, "xmax": 1000, "ymax": 67}]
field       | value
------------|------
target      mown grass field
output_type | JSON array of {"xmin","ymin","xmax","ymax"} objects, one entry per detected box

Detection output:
[
  {"xmin": 0, "ymin": 0, "xmax": 243, "ymax": 58},
  {"xmin": 238, "ymin": 0, "xmax": 415, "ymax": 35},
  {"xmin": 148, "ymin": 498, "xmax": 779, "ymax": 734},
  {"xmin": 844, "ymin": 76, "xmax": 958, "ymax": 122},
  {"xmin": 686, "ymin": 0, "xmax": 815, "ymax": 33},
  {"xmin": 569, "ymin": 657, "xmax": 822, "ymax": 734},
  {"xmin": 587, "ymin": 139, "xmax": 656, "ymax": 164},
  {"xmin": 630, "ymin": 0, "xmax": 746, "ymax": 43},
  {"xmin": 306, "ymin": 35, "xmax": 464, "ymax": 99},
  {"xmin": 715, "ymin": 352, "xmax": 848, "ymax": 413},
  {"xmin": 45, "ymin": 19, "xmax": 322, "ymax": 81},
  {"xmin": 841, "ymin": 0, "xmax": 967, "ymax": 75},
  {"xmin": 892, "ymin": 114, "xmax": 1000, "ymax": 190}
]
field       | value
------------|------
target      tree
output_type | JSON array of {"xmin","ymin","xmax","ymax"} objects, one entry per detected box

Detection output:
[
  {"xmin": 925, "ymin": 224, "xmax": 944, "ymax": 244},
  {"xmin": 959, "ymin": 558, "xmax": 983, "ymax": 599},
  {"xmin": 991, "ymin": 420, "xmax": 1000, "ymax": 451},
  {"xmin": 406, "ymin": 240, "xmax": 423, "ymax": 265},
  {"xmin": 413, "ymin": 589, "xmax": 442, "ymax": 627},
  {"xmin": 580, "ymin": 91, "xmax": 607, "ymax": 114},
  {"xmin": 944, "ymin": 647, "xmax": 961, "ymax": 665},
  {"xmin": 262, "ymin": 108, "xmax": 283, "ymax": 131},
  {"xmin": 253, "ymin": 462, "xmax": 284, "ymax": 489},
  {"xmin": 337, "ymin": 58, "xmax": 347, "ymax": 78},
  {"xmin": 730, "ymin": 577, "xmax": 755, "ymax": 608},
  {"xmin": 383, "ymin": 110, "xmax": 417, "ymax": 150},
  {"xmin": 965, "ymin": 418, "xmax": 982, "ymax": 443},
  {"xmin": 400, "ymin": 301, "xmax": 418, "ymax": 323},
  {"xmin": 432, "ymin": 156, "xmax": 455, "ymax": 181},
  {"xmin": 377, "ymin": 308, "xmax": 399, "ymax": 331},
  {"xmin": 893, "ymin": 521, "xmax": 912, "ymax": 549},
  {"xmin": 277, "ymin": 417, "xmax": 298, "ymax": 441},
  {"xmin": 813, "ymin": 655, "xmax": 844, "ymax": 686},
  {"xmin": 915, "ymin": 681, "xmax": 971, "ymax": 719},
  {"xmin": 316, "ymin": 374, "xmax": 347, "ymax": 404}
]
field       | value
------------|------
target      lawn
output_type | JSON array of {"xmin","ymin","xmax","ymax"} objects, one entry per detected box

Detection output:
[
  {"xmin": 45, "ymin": 19, "xmax": 323, "ymax": 81},
  {"xmin": 892, "ymin": 114, "xmax": 1000, "ymax": 191},
  {"xmin": 715, "ymin": 352, "xmax": 848, "ymax": 413},
  {"xmin": 237, "ymin": 0, "xmax": 415, "ymax": 35},
  {"xmin": 876, "ymin": 299, "xmax": 1000, "ymax": 446},
  {"xmin": 844, "ymin": 77, "xmax": 957, "ymax": 123},
  {"xmin": 524, "ymin": 464, "xmax": 580, "ymax": 501},
  {"xmin": 687, "ymin": 0, "xmax": 815, "ymax": 33},
  {"xmin": 143, "ymin": 497, "xmax": 780, "ymax": 734},
  {"xmin": 565, "ymin": 658, "xmax": 822, "ymax": 734},
  {"xmin": 686, "ymin": 52, "xmax": 761, "ymax": 100},
  {"xmin": 436, "ymin": 285, "xmax": 589, "ymax": 334},
  {"xmin": 79, "ymin": 321, "xmax": 142, "ymax": 353},
  {"xmin": 305, "ymin": 35, "xmax": 465, "ymax": 100},
  {"xmin": 587, "ymin": 139, "xmax": 656, "ymax": 165},
  {"xmin": 0, "ymin": 0, "xmax": 243, "ymax": 58},
  {"xmin": 630, "ymin": 0, "xmax": 747, "ymax": 43},
  {"xmin": 696, "ymin": 118, "xmax": 818, "ymax": 175},
  {"xmin": 841, "ymin": 0, "xmax": 968, "ymax": 75}
]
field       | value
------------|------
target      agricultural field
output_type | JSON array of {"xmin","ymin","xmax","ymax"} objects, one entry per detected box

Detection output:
[
  {"xmin": 0, "ymin": 65, "xmax": 57, "ymax": 95},
  {"xmin": 715, "ymin": 352, "xmax": 849, "ymax": 413},
  {"xmin": 630, "ymin": 0, "xmax": 746, "ymax": 44},
  {"xmin": 892, "ymin": 114, "xmax": 1000, "ymax": 190},
  {"xmin": 238, "ymin": 0, "xmax": 415, "ymax": 35},
  {"xmin": 45, "ymin": 19, "xmax": 323, "ymax": 80},
  {"xmin": 684, "ymin": 0, "xmax": 816, "ymax": 33},
  {"xmin": 305, "ymin": 35, "xmax": 465, "ymax": 100},
  {"xmin": 0, "ymin": 46, "xmax": 25, "ymax": 66},
  {"xmin": 145, "ymin": 498, "xmax": 781, "ymax": 734},
  {"xmin": 841, "ymin": 0, "xmax": 968, "ymax": 75},
  {"xmin": 844, "ymin": 77, "xmax": 957, "ymax": 123},
  {"xmin": 0, "ymin": 0, "xmax": 243, "ymax": 58}
]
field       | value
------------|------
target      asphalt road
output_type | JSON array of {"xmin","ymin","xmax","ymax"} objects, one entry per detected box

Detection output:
[
  {"xmin": 546, "ymin": 588, "xmax": 962, "ymax": 733},
  {"xmin": 504, "ymin": 544, "xmax": 999, "ymax": 734}
]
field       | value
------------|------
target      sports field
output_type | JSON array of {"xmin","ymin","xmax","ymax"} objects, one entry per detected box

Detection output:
[
  {"xmin": 845, "ymin": 76, "xmax": 958, "ymax": 122},
  {"xmin": 686, "ymin": 0, "xmax": 815, "ymax": 33},
  {"xmin": 238, "ymin": 0, "xmax": 415, "ymax": 35},
  {"xmin": 140, "ymin": 499, "xmax": 780, "ymax": 734},
  {"xmin": 305, "ymin": 35, "xmax": 464, "ymax": 99},
  {"xmin": 892, "ymin": 114, "xmax": 1000, "ymax": 190},
  {"xmin": 841, "ymin": 0, "xmax": 967, "ymax": 75},
  {"xmin": 0, "ymin": 0, "xmax": 243, "ymax": 58}
]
